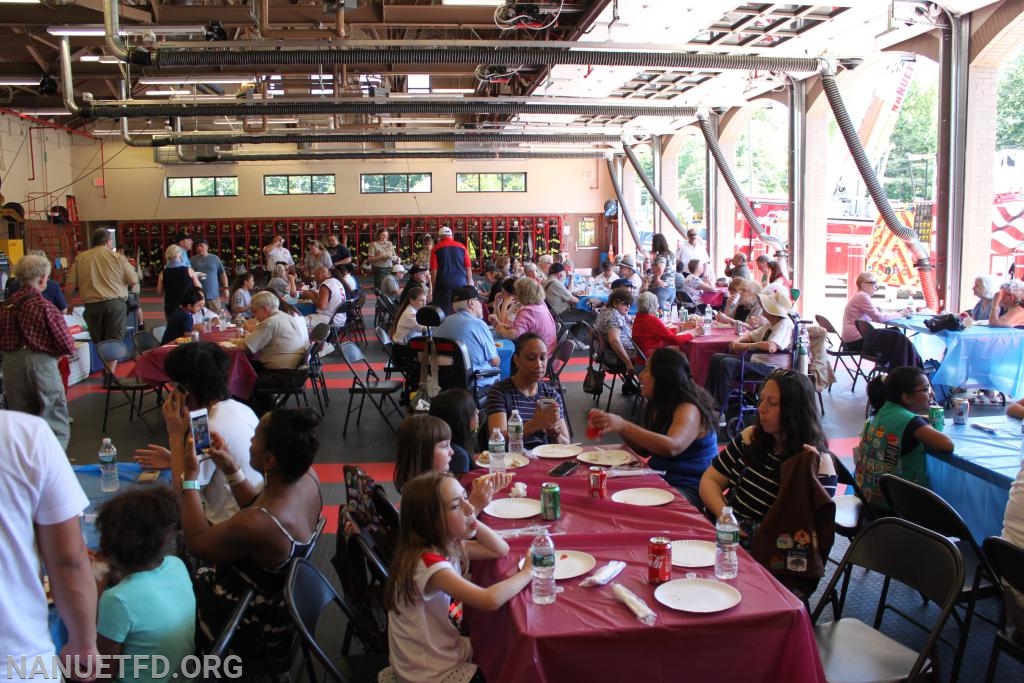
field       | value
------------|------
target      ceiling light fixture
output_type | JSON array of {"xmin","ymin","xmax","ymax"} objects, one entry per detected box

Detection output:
[
  {"xmin": 380, "ymin": 117, "xmax": 457, "ymax": 125},
  {"xmin": 0, "ymin": 77, "xmax": 39, "ymax": 86},
  {"xmin": 13, "ymin": 108, "xmax": 72, "ymax": 116},
  {"xmin": 431, "ymin": 88, "xmax": 476, "ymax": 94},
  {"xmin": 441, "ymin": 0, "xmax": 503, "ymax": 6},
  {"xmin": 48, "ymin": 25, "xmax": 206, "ymax": 37},
  {"xmin": 144, "ymin": 89, "xmax": 192, "ymax": 96},
  {"xmin": 138, "ymin": 76, "xmax": 256, "ymax": 85}
]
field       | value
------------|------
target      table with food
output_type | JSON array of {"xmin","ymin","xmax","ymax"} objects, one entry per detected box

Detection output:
[
  {"xmin": 462, "ymin": 443, "xmax": 826, "ymax": 683},
  {"xmin": 131, "ymin": 327, "xmax": 258, "ymax": 400}
]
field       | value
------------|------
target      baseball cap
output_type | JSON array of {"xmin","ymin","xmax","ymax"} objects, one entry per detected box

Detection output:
[
  {"xmin": 439, "ymin": 226, "xmax": 453, "ymax": 238},
  {"xmin": 172, "ymin": 231, "xmax": 192, "ymax": 243},
  {"xmin": 610, "ymin": 278, "xmax": 635, "ymax": 290},
  {"xmin": 451, "ymin": 286, "xmax": 480, "ymax": 303}
]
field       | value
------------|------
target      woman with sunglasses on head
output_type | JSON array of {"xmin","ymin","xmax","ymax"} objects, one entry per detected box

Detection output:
[
  {"xmin": 840, "ymin": 271, "xmax": 913, "ymax": 352},
  {"xmin": 854, "ymin": 366, "xmax": 954, "ymax": 513},
  {"xmin": 700, "ymin": 369, "xmax": 837, "ymax": 542},
  {"xmin": 990, "ymin": 279, "xmax": 1024, "ymax": 328}
]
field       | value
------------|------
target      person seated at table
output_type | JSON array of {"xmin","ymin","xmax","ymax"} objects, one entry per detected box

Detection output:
[
  {"xmin": 705, "ymin": 291, "xmax": 794, "ymax": 413},
  {"xmin": 841, "ymin": 271, "xmax": 914, "ymax": 352},
  {"xmin": 700, "ymin": 370, "xmax": 837, "ymax": 585},
  {"xmin": 523, "ymin": 261, "xmax": 544, "ymax": 285},
  {"xmin": 381, "ymin": 264, "xmax": 405, "ymax": 301},
  {"xmin": 596, "ymin": 259, "xmax": 616, "ymax": 288},
  {"xmin": 302, "ymin": 239, "xmax": 332, "ymax": 278},
  {"xmin": 436, "ymin": 286, "xmax": 500, "ymax": 393},
  {"xmin": 381, "ymin": 472, "xmax": 530, "ymax": 683},
  {"xmin": 300, "ymin": 266, "xmax": 346, "ymax": 333},
  {"xmin": 400, "ymin": 264, "xmax": 431, "ymax": 304},
  {"xmin": 391, "ymin": 285, "xmax": 428, "ymax": 345},
  {"xmin": 544, "ymin": 263, "xmax": 595, "ymax": 342},
  {"xmin": 134, "ymin": 341, "xmax": 262, "ymax": 524},
  {"xmin": 429, "ymin": 389, "xmax": 480, "ymax": 475},
  {"xmin": 494, "ymin": 277, "xmax": 557, "ymax": 354},
  {"xmin": 266, "ymin": 264, "xmax": 297, "ymax": 300},
  {"xmin": 223, "ymin": 291, "xmax": 309, "ymax": 413},
  {"xmin": 230, "ymin": 272, "xmax": 255, "ymax": 319},
  {"xmin": 990, "ymin": 279, "xmax": 1024, "ymax": 328},
  {"xmin": 615, "ymin": 254, "xmax": 643, "ymax": 290},
  {"xmin": 964, "ymin": 274, "xmax": 1000, "ymax": 321},
  {"xmin": 682, "ymin": 258, "xmax": 717, "ymax": 304},
  {"xmin": 165, "ymin": 397, "xmax": 323, "ymax": 675},
  {"xmin": 491, "ymin": 277, "xmax": 520, "ymax": 326},
  {"xmin": 588, "ymin": 348, "xmax": 718, "ymax": 507},
  {"xmin": 338, "ymin": 263, "xmax": 360, "ymax": 298},
  {"xmin": 95, "ymin": 486, "xmax": 195, "ymax": 683},
  {"xmin": 157, "ymin": 244, "xmax": 202, "ymax": 319},
  {"xmin": 393, "ymin": 413, "xmax": 511, "ymax": 512},
  {"xmin": 161, "ymin": 287, "xmax": 207, "ymax": 343},
  {"xmin": 631, "ymin": 291, "xmax": 702, "ymax": 358},
  {"xmin": 486, "ymin": 332, "xmax": 570, "ymax": 449},
  {"xmin": 762, "ymin": 260, "xmax": 791, "ymax": 298},
  {"xmin": 594, "ymin": 287, "xmax": 640, "ymax": 394},
  {"xmin": 855, "ymin": 367, "xmax": 954, "ymax": 512},
  {"xmin": 715, "ymin": 279, "xmax": 763, "ymax": 328}
]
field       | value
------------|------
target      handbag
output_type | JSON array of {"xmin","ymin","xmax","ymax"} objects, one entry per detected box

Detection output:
[
  {"xmin": 582, "ymin": 366, "xmax": 605, "ymax": 395},
  {"xmin": 924, "ymin": 313, "xmax": 964, "ymax": 332}
]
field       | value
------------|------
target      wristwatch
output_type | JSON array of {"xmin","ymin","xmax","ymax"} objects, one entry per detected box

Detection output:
[{"xmin": 181, "ymin": 480, "xmax": 201, "ymax": 491}]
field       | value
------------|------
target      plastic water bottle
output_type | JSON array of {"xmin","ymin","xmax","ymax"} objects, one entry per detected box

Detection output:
[
  {"xmin": 703, "ymin": 307, "xmax": 714, "ymax": 331},
  {"xmin": 530, "ymin": 531, "xmax": 557, "ymax": 605},
  {"xmin": 488, "ymin": 428, "xmax": 507, "ymax": 474},
  {"xmin": 507, "ymin": 410, "xmax": 525, "ymax": 459},
  {"xmin": 796, "ymin": 334, "xmax": 810, "ymax": 375},
  {"xmin": 670, "ymin": 304, "xmax": 679, "ymax": 322},
  {"xmin": 714, "ymin": 506, "xmax": 739, "ymax": 580},
  {"xmin": 99, "ymin": 438, "xmax": 119, "ymax": 493}
]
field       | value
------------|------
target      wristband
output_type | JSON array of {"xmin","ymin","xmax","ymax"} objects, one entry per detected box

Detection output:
[
  {"xmin": 225, "ymin": 469, "xmax": 247, "ymax": 485},
  {"xmin": 182, "ymin": 480, "xmax": 201, "ymax": 491}
]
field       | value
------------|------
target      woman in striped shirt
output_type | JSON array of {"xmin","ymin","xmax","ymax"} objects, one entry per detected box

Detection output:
[{"xmin": 699, "ymin": 369, "xmax": 837, "ymax": 541}]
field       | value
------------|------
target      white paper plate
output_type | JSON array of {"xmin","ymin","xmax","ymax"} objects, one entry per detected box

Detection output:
[
  {"xmin": 474, "ymin": 453, "xmax": 530, "ymax": 469},
  {"xmin": 577, "ymin": 450, "xmax": 633, "ymax": 467},
  {"xmin": 483, "ymin": 498, "xmax": 542, "ymax": 519},
  {"xmin": 518, "ymin": 550, "xmax": 597, "ymax": 580},
  {"xmin": 670, "ymin": 540, "xmax": 716, "ymax": 568},
  {"xmin": 610, "ymin": 487, "xmax": 675, "ymax": 506},
  {"xmin": 654, "ymin": 578, "xmax": 742, "ymax": 613},
  {"xmin": 533, "ymin": 444, "xmax": 584, "ymax": 459}
]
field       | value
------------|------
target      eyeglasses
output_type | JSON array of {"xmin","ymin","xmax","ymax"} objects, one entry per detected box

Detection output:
[
  {"xmin": 910, "ymin": 386, "xmax": 932, "ymax": 393},
  {"xmin": 864, "ymin": 280, "xmax": 878, "ymax": 286}
]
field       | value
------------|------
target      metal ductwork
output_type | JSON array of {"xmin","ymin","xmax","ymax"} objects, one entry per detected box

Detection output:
[
  {"xmin": 606, "ymin": 157, "xmax": 643, "ymax": 250},
  {"xmin": 133, "ymin": 131, "xmax": 623, "ymax": 148},
  {"xmin": 170, "ymin": 149, "xmax": 608, "ymax": 163},
  {"xmin": 622, "ymin": 142, "xmax": 689, "ymax": 239}
]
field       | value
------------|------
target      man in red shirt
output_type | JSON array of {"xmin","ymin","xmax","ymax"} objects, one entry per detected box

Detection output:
[
  {"xmin": 430, "ymin": 226, "xmax": 473, "ymax": 313},
  {"xmin": 0, "ymin": 254, "xmax": 77, "ymax": 449}
]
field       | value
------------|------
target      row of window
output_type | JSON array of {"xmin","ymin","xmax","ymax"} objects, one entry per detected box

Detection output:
[{"xmin": 165, "ymin": 172, "xmax": 528, "ymax": 198}]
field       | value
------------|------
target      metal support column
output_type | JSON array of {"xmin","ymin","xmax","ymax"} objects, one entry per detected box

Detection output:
[
  {"xmin": 704, "ymin": 113, "xmax": 720, "ymax": 269},
  {"xmin": 652, "ymin": 135, "xmax": 664, "ymax": 237},
  {"xmin": 788, "ymin": 77, "xmax": 807, "ymax": 294}
]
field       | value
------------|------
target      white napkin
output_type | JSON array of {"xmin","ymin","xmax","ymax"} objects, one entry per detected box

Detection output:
[
  {"xmin": 612, "ymin": 583, "xmax": 656, "ymax": 625},
  {"xmin": 579, "ymin": 561, "xmax": 626, "ymax": 587}
]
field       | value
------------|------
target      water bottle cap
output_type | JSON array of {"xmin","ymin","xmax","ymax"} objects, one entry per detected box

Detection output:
[{"xmin": 101, "ymin": 437, "xmax": 111, "ymax": 444}]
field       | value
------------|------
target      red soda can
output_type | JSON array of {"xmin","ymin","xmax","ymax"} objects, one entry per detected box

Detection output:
[
  {"xmin": 588, "ymin": 466, "xmax": 607, "ymax": 499},
  {"xmin": 648, "ymin": 537, "xmax": 672, "ymax": 585}
]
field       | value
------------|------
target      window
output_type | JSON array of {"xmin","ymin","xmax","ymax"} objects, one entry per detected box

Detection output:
[
  {"xmin": 578, "ymin": 217, "xmax": 596, "ymax": 248},
  {"xmin": 360, "ymin": 173, "xmax": 432, "ymax": 194},
  {"xmin": 456, "ymin": 172, "xmax": 526, "ymax": 192},
  {"xmin": 166, "ymin": 176, "xmax": 238, "ymax": 197},
  {"xmin": 263, "ymin": 174, "xmax": 336, "ymax": 195}
]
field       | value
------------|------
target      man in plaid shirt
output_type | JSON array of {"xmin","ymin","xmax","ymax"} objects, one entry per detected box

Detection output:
[{"xmin": 0, "ymin": 255, "xmax": 76, "ymax": 450}]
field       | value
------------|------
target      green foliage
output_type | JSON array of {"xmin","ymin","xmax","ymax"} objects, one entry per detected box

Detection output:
[
  {"xmin": 676, "ymin": 134, "xmax": 705, "ymax": 220},
  {"xmin": 735, "ymin": 108, "xmax": 788, "ymax": 195},
  {"xmin": 998, "ymin": 49, "xmax": 1024, "ymax": 149},
  {"xmin": 884, "ymin": 78, "xmax": 937, "ymax": 203}
]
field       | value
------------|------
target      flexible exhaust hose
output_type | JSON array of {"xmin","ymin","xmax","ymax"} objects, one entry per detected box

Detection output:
[
  {"xmin": 606, "ymin": 157, "xmax": 644, "ymax": 250},
  {"xmin": 819, "ymin": 67, "xmax": 938, "ymax": 310},
  {"xmin": 84, "ymin": 101, "xmax": 695, "ymax": 120},
  {"xmin": 141, "ymin": 132, "xmax": 621, "ymax": 147},
  {"xmin": 696, "ymin": 111, "xmax": 786, "ymax": 253},
  {"xmin": 141, "ymin": 47, "xmax": 822, "ymax": 72},
  {"xmin": 622, "ymin": 143, "xmax": 689, "ymax": 239}
]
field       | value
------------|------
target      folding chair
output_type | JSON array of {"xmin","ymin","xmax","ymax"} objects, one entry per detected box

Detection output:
[
  {"xmin": 132, "ymin": 330, "xmax": 161, "ymax": 358},
  {"xmin": 198, "ymin": 589, "xmax": 254, "ymax": 683},
  {"xmin": 331, "ymin": 507, "xmax": 391, "ymax": 655},
  {"xmin": 308, "ymin": 324, "xmax": 332, "ymax": 415},
  {"xmin": 880, "ymin": 474, "xmax": 1000, "ymax": 682},
  {"xmin": 815, "ymin": 314, "xmax": 868, "ymax": 391},
  {"xmin": 285, "ymin": 559, "xmax": 388, "ymax": 683},
  {"xmin": 811, "ymin": 518, "xmax": 965, "ymax": 683},
  {"xmin": 251, "ymin": 344, "xmax": 312, "ymax": 413},
  {"xmin": 340, "ymin": 292, "xmax": 368, "ymax": 346},
  {"xmin": 982, "ymin": 536, "xmax": 1024, "ymax": 681},
  {"xmin": 545, "ymin": 338, "xmax": 576, "ymax": 437},
  {"xmin": 374, "ymin": 326, "xmax": 400, "ymax": 380},
  {"xmin": 151, "ymin": 325, "xmax": 167, "ymax": 346},
  {"xmin": 96, "ymin": 339, "xmax": 158, "ymax": 433},
  {"xmin": 339, "ymin": 341, "xmax": 404, "ymax": 436}
]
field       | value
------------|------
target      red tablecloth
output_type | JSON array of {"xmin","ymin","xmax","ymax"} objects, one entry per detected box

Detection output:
[
  {"xmin": 131, "ymin": 329, "xmax": 257, "ymax": 400},
  {"xmin": 464, "ymin": 450, "xmax": 826, "ymax": 683},
  {"xmin": 702, "ymin": 287, "xmax": 728, "ymax": 309},
  {"xmin": 684, "ymin": 326, "xmax": 738, "ymax": 385}
]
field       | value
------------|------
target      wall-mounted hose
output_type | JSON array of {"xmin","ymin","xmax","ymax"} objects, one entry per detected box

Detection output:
[
  {"xmin": 819, "ymin": 64, "xmax": 938, "ymax": 310},
  {"xmin": 696, "ymin": 111, "xmax": 786, "ymax": 253},
  {"xmin": 622, "ymin": 143, "xmax": 689, "ymax": 239},
  {"xmin": 606, "ymin": 157, "xmax": 643, "ymax": 250}
]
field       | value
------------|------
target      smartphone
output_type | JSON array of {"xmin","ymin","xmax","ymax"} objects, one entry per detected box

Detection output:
[
  {"xmin": 537, "ymin": 398, "xmax": 558, "ymax": 412},
  {"xmin": 189, "ymin": 408, "xmax": 212, "ymax": 455},
  {"xmin": 548, "ymin": 461, "xmax": 578, "ymax": 477}
]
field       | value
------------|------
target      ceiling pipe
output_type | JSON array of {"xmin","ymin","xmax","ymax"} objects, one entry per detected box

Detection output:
[
  {"xmin": 256, "ymin": 0, "xmax": 344, "ymax": 40},
  {"xmin": 622, "ymin": 141, "xmax": 689, "ymax": 239},
  {"xmin": 103, "ymin": 0, "xmax": 129, "ymax": 62},
  {"xmin": 171, "ymin": 149, "xmax": 608, "ymax": 163},
  {"xmin": 606, "ymin": 156, "xmax": 643, "ymax": 250},
  {"xmin": 134, "ymin": 131, "xmax": 624, "ymax": 148},
  {"xmin": 59, "ymin": 37, "xmax": 81, "ymax": 116}
]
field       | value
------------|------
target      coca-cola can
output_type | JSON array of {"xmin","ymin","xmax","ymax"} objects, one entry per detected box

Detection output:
[
  {"xmin": 734, "ymin": 320, "xmax": 743, "ymax": 334},
  {"xmin": 952, "ymin": 397, "xmax": 969, "ymax": 425},
  {"xmin": 648, "ymin": 537, "xmax": 672, "ymax": 585},
  {"xmin": 588, "ymin": 466, "xmax": 607, "ymax": 499}
]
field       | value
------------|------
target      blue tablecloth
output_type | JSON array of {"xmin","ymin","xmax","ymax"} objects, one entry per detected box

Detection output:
[
  {"xmin": 491, "ymin": 331, "xmax": 514, "ymax": 379},
  {"xmin": 890, "ymin": 315, "xmax": 1024, "ymax": 396},
  {"xmin": 926, "ymin": 416, "xmax": 1017, "ymax": 542},
  {"xmin": 285, "ymin": 297, "xmax": 316, "ymax": 316}
]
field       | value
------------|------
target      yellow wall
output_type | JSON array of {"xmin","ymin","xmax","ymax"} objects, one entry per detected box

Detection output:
[
  {"xmin": 68, "ymin": 141, "xmax": 611, "ymax": 221},
  {"xmin": 0, "ymin": 114, "xmax": 76, "ymax": 220}
]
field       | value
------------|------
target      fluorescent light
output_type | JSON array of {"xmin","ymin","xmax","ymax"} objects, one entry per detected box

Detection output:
[
  {"xmin": 138, "ymin": 76, "xmax": 255, "ymax": 85},
  {"xmin": 47, "ymin": 27, "xmax": 105, "ymax": 37},
  {"xmin": 310, "ymin": 88, "xmax": 334, "ymax": 96},
  {"xmin": 49, "ymin": 25, "xmax": 207, "ymax": 37},
  {"xmin": 213, "ymin": 118, "xmax": 299, "ymax": 125},
  {"xmin": 0, "ymin": 0, "xmax": 42, "ymax": 4},
  {"xmin": 441, "ymin": 0, "xmax": 503, "ymax": 5},
  {"xmin": 309, "ymin": 74, "xmax": 334, "ymax": 81},
  {"xmin": 432, "ymin": 88, "xmax": 475, "ymax": 94},
  {"xmin": 145, "ymin": 89, "xmax": 192, "ymax": 96},
  {"xmin": 79, "ymin": 55, "xmax": 101, "ymax": 62},
  {"xmin": 0, "ymin": 78, "xmax": 39, "ymax": 86},
  {"xmin": 14, "ymin": 109, "xmax": 72, "ymax": 116},
  {"xmin": 380, "ymin": 117, "xmax": 457, "ymax": 125}
]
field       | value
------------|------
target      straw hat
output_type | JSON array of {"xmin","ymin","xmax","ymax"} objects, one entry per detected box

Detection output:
[
  {"xmin": 758, "ymin": 291, "xmax": 792, "ymax": 317},
  {"xmin": 614, "ymin": 254, "xmax": 638, "ymax": 272}
]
